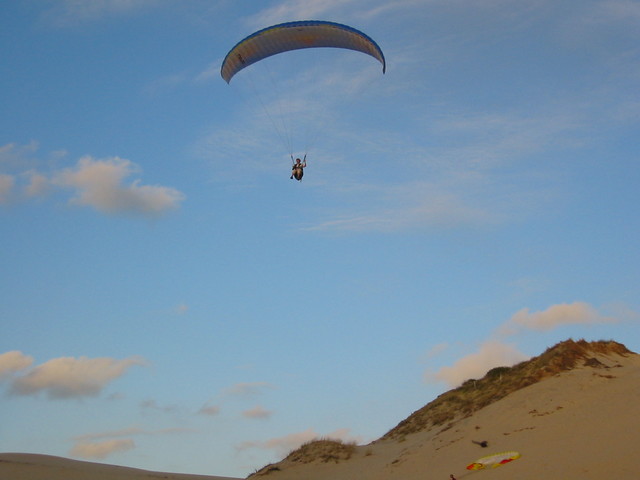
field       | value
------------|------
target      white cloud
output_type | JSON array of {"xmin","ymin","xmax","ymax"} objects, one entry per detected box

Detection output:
[
  {"xmin": 53, "ymin": 156, "xmax": 185, "ymax": 216},
  {"xmin": 10, "ymin": 355, "xmax": 146, "ymax": 399},
  {"xmin": 427, "ymin": 341, "xmax": 529, "ymax": 388},
  {"xmin": 500, "ymin": 302, "xmax": 617, "ymax": 335},
  {"xmin": 0, "ymin": 351, "xmax": 34, "ymax": 378},
  {"xmin": 1, "ymin": 143, "xmax": 184, "ymax": 217},
  {"xmin": 70, "ymin": 439, "xmax": 135, "ymax": 459}
]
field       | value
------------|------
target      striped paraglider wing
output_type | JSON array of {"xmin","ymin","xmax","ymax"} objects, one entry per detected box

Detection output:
[{"xmin": 221, "ymin": 20, "xmax": 386, "ymax": 83}]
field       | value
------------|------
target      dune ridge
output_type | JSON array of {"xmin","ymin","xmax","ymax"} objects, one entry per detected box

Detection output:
[
  {"xmin": 249, "ymin": 338, "xmax": 639, "ymax": 479},
  {"xmin": 2, "ymin": 338, "xmax": 638, "ymax": 480}
]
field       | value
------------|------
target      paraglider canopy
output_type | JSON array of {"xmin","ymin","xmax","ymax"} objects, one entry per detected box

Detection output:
[
  {"xmin": 466, "ymin": 451, "xmax": 521, "ymax": 470},
  {"xmin": 221, "ymin": 20, "xmax": 386, "ymax": 83}
]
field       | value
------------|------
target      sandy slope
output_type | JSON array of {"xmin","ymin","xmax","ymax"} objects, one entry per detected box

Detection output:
[
  {"xmin": 249, "ymin": 348, "xmax": 640, "ymax": 480},
  {"xmin": 0, "ymin": 453, "xmax": 241, "ymax": 480},
  {"xmin": 2, "ymin": 343, "xmax": 638, "ymax": 480}
]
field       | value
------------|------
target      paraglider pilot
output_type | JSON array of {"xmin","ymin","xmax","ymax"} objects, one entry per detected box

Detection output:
[{"xmin": 290, "ymin": 155, "xmax": 306, "ymax": 181}]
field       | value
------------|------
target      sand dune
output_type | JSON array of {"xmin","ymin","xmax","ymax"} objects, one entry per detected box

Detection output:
[
  {"xmin": 3, "ymin": 339, "xmax": 638, "ymax": 480},
  {"xmin": 0, "ymin": 453, "xmax": 241, "ymax": 480},
  {"xmin": 249, "ymin": 339, "xmax": 640, "ymax": 480}
]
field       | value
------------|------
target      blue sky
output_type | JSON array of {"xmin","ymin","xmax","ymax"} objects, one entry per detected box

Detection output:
[{"xmin": 1, "ymin": 0, "xmax": 639, "ymax": 477}]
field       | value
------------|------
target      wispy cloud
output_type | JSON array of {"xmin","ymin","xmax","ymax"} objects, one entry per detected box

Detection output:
[
  {"xmin": 197, "ymin": 382, "xmax": 275, "ymax": 418},
  {"xmin": 247, "ymin": 0, "xmax": 360, "ymax": 28},
  {"xmin": 140, "ymin": 399, "xmax": 180, "ymax": 414},
  {"xmin": 223, "ymin": 382, "xmax": 275, "ymax": 397},
  {"xmin": 242, "ymin": 405, "xmax": 273, "ymax": 420},
  {"xmin": 299, "ymin": 112, "xmax": 577, "ymax": 233},
  {"xmin": 576, "ymin": 0, "xmax": 640, "ymax": 29},
  {"xmin": 74, "ymin": 426, "xmax": 193, "ymax": 442},
  {"xmin": 0, "ymin": 141, "xmax": 39, "ymax": 169},
  {"xmin": 41, "ymin": 0, "xmax": 161, "ymax": 27},
  {"xmin": 206, "ymin": 1, "xmax": 640, "ymax": 237},
  {"xmin": 202, "ymin": 58, "xmax": 577, "ymax": 233},
  {"xmin": 246, "ymin": 0, "xmax": 426, "ymax": 28},
  {"xmin": 198, "ymin": 404, "xmax": 221, "ymax": 416},
  {"xmin": 304, "ymin": 184, "xmax": 501, "ymax": 233},
  {"xmin": 142, "ymin": 72, "xmax": 190, "ymax": 96},
  {"xmin": 422, "ymin": 343, "xmax": 448, "ymax": 362}
]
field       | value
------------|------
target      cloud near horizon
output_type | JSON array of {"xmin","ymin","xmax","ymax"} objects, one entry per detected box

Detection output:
[
  {"xmin": 426, "ymin": 301, "xmax": 623, "ymax": 388},
  {"xmin": 499, "ymin": 302, "xmax": 617, "ymax": 335},
  {"xmin": 427, "ymin": 341, "xmax": 529, "ymax": 388},
  {"xmin": 74, "ymin": 426, "xmax": 195, "ymax": 443},
  {"xmin": 6, "ymin": 354, "xmax": 146, "ymax": 399},
  {"xmin": 70, "ymin": 426, "xmax": 195, "ymax": 460},
  {"xmin": 70, "ymin": 438, "xmax": 135, "ymax": 459}
]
